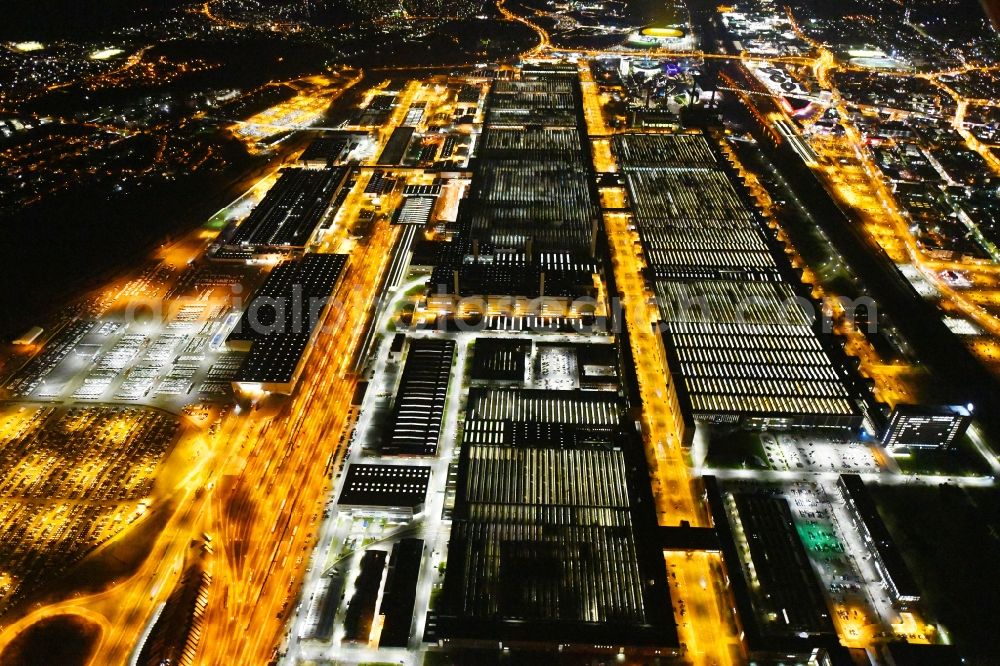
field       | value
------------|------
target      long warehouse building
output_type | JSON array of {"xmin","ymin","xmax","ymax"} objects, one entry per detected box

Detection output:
[
  {"xmin": 216, "ymin": 167, "xmax": 351, "ymax": 259},
  {"xmin": 384, "ymin": 338, "xmax": 455, "ymax": 456},
  {"xmin": 613, "ymin": 132, "xmax": 867, "ymax": 434},
  {"xmin": 227, "ymin": 253, "xmax": 348, "ymax": 394}
]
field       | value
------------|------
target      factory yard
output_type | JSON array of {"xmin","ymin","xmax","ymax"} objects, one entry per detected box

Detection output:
[
  {"xmin": 763, "ymin": 433, "xmax": 883, "ymax": 474},
  {"xmin": 2, "ymin": 2, "xmax": 1000, "ymax": 657}
]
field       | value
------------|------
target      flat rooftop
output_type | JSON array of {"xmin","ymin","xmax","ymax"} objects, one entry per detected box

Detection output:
[
  {"xmin": 431, "ymin": 389, "xmax": 677, "ymax": 648},
  {"xmin": 732, "ymin": 493, "xmax": 836, "ymax": 638},
  {"xmin": 427, "ymin": 72, "xmax": 601, "ymax": 301},
  {"xmin": 614, "ymin": 132, "xmax": 861, "ymax": 428},
  {"xmin": 337, "ymin": 463, "xmax": 431, "ymax": 512},
  {"xmin": 378, "ymin": 126, "xmax": 415, "ymax": 166},
  {"xmin": 395, "ymin": 196, "xmax": 435, "ymax": 226},
  {"xmin": 229, "ymin": 254, "xmax": 347, "ymax": 386},
  {"xmin": 299, "ymin": 133, "xmax": 367, "ymax": 165},
  {"xmin": 384, "ymin": 338, "xmax": 455, "ymax": 456},
  {"xmin": 228, "ymin": 253, "xmax": 348, "ymax": 345},
  {"xmin": 839, "ymin": 474, "xmax": 921, "ymax": 601},
  {"xmin": 464, "ymin": 387, "xmax": 624, "ymax": 426},
  {"xmin": 479, "ymin": 127, "xmax": 582, "ymax": 156},
  {"xmin": 228, "ymin": 167, "xmax": 348, "ymax": 249},
  {"xmin": 235, "ymin": 333, "xmax": 309, "ymax": 385},
  {"xmin": 470, "ymin": 338, "xmax": 531, "ymax": 382},
  {"xmin": 705, "ymin": 476, "xmax": 840, "ymax": 653},
  {"xmin": 612, "ymin": 133, "xmax": 718, "ymax": 168}
]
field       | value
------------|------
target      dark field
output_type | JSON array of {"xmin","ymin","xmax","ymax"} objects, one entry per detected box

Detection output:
[
  {"xmin": 2, "ymin": 0, "xmax": 173, "ymax": 40},
  {"xmin": 0, "ymin": 614, "xmax": 101, "ymax": 666},
  {"xmin": 872, "ymin": 483, "xmax": 1000, "ymax": 664}
]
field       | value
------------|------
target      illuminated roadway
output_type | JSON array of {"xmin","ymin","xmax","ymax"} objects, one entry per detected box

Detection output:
[
  {"xmin": 0, "ymin": 172, "xmax": 400, "ymax": 666},
  {"xmin": 579, "ymin": 64, "xmax": 740, "ymax": 664},
  {"xmin": 185, "ymin": 4, "xmax": 1000, "ymax": 662},
  {"xmin": 196, "ymin": 218, "xmax": 400, "ymax": 665},
  {"xmin": 0, "ymin": 73, "xmax": 409, "ymax": 659},
  {"xmin": 599, "ymin": 203, "xmax": 740, "ymax": 666},
  {"xmin": 4, "ymin": 3, "xmax": 1000, "ymax": 662},
  {"xmin": 783, "ymin": 5, "xmax": 1000, "ymax": 341},
  {"xmin": 496, "ymin": 0, "xmax": 551, "ymax": 54}
]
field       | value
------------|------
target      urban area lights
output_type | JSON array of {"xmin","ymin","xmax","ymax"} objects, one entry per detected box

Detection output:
[{"xmin": 1, "ymin": 0, "xmax": 999, "ymax": 664}]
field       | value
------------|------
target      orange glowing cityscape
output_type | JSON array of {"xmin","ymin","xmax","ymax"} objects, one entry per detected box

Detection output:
[{"xmin": 1, "ymin": 0, "xmax": 999, "ymax": 665}]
